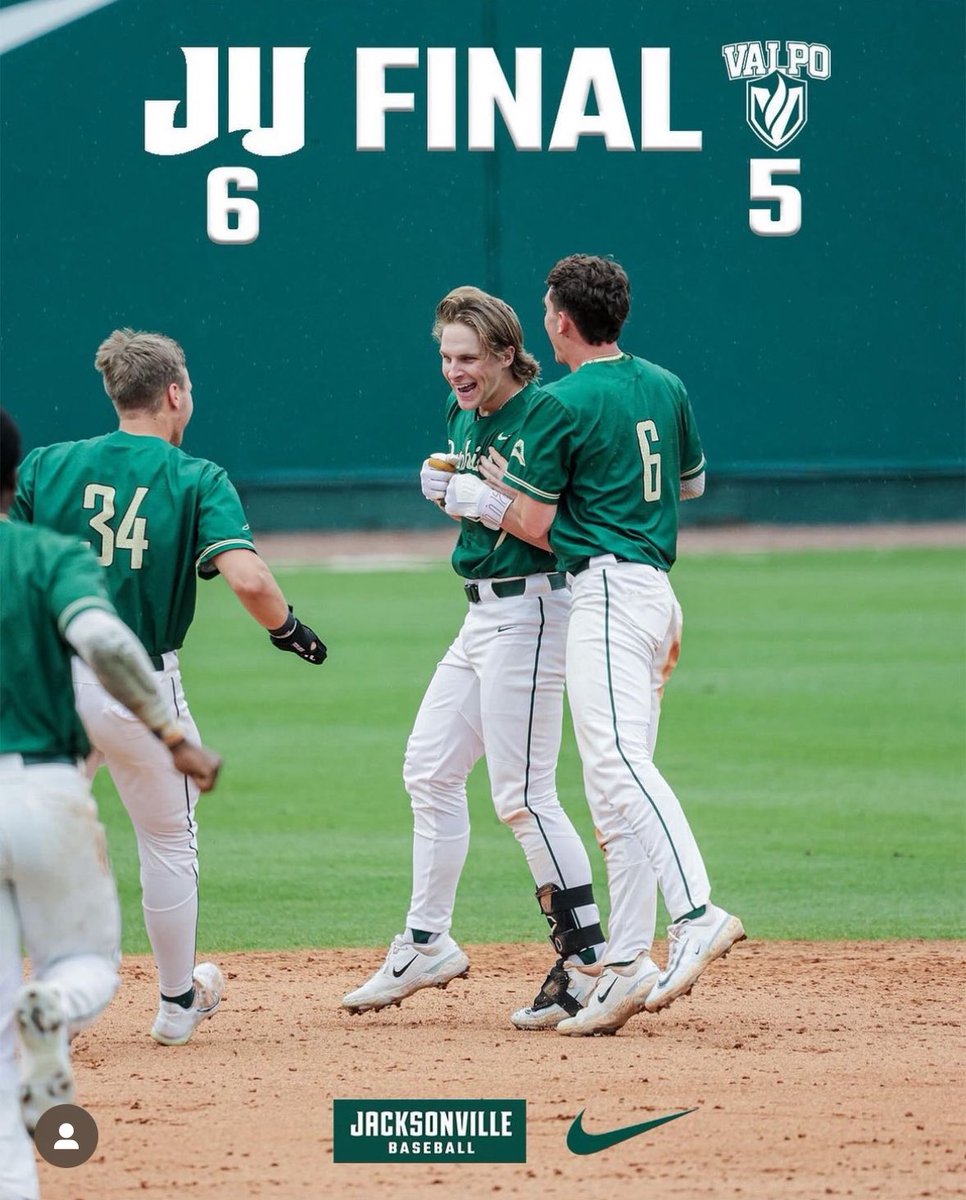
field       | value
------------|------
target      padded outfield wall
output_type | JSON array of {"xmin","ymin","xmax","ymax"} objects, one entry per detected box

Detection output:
[{"xmin": 1, "ymin": 0, "xmax": 963, "ymax": 530}]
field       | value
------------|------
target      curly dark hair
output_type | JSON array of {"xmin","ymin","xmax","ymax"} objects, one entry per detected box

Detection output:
[{"xmin": 546, "ymin": 254, "xmax": 630, "ymax": 344}]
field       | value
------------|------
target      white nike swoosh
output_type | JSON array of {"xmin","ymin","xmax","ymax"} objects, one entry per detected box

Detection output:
[
  {"xmin": 496, "ymin": 434, "xmax": 510, "ymax": 441},
  {"xmin": 0, "ymin": 0, "xmax": 120, "ymax": 56}
]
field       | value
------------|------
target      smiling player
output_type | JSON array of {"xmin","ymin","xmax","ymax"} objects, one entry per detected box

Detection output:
[{"xmin": 342, "ymin": 287, "xmax": 606, "ymax": 1025}]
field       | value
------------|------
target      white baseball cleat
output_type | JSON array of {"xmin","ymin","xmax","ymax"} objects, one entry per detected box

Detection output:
[
  {"xmin": 556, "ymin": 953, "xmax": 660, "ymax": 1036},
  {"xmin": 645, "ymin": 905, "xmax": 746, "ymax": 1012},
  {"xmin": 510, "ymin": 959, "xmax": 599, "ymax": 1030},
  {"xmin": 151, "ymin": 962, "xmax": 225, "ymax": 1046},
  {"xmin": 342, "ymin": 933, "xmax": 469, "ymax": 1014},
  {"xmin": 15, "ymin": 981, "xmax": 74, "ymax": 1135}
]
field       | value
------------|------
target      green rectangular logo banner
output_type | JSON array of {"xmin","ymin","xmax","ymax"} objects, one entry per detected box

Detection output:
[{"xmin": 332, "ymin": 1099, "xmax": 526, "ymax": 1163}]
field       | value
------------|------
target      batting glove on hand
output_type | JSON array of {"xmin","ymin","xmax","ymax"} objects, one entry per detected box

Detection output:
[
  {"xmin": 268, "ymin": 607, "xmax": 328, "ymax": 665},
  {"xmin": 444, "ymin": 473, "xmax": 513, "ymax": 530},
  {"xmin": 420, "ymin": 453, "xmax": 458, "ymax": 503}
]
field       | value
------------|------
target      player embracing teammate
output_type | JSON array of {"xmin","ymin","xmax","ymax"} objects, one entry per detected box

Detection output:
[{"xmin": 477, "ymin": 254, "xmax": 745, "ymax": 1034}]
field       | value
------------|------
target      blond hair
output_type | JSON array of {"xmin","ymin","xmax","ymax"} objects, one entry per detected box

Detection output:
[
  {"xmin": 94, "ymin": 328, "xmax": 187, "ymax": 412},
  {"xmin": 433, "ymin": 287, "xmax": 539, "ymax": 384}
]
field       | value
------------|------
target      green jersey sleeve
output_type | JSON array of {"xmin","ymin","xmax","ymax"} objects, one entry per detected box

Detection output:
[
  {"xmin": 49, "ymin": 537, "xmax": 118, "ymax": 634},
  {"xmin": 8, "ymin": 448, "xmax": 38, "ymax": 522},
  {"xmin": 194, "ymin": 464, "xmax": 256, "ymax": 579},
  {"xmin": 500, "ymin": 392, "xmax": 576, "ymax": 503},
  {"xmin": 677, "ymin": 384, "xmax": 706, "ymax": 480}
]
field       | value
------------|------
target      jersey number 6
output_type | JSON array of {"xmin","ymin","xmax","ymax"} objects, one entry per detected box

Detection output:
[
  {"xmin": 84, "ymin": 484, "xmax": 151, "ymax": 569},
  {"xmin": 635, "ymin": 420, "xmax": 662, "ymax": 502}
]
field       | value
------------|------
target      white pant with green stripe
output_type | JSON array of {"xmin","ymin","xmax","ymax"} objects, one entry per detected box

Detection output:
[
  {"xmin": 404, "ymin": 585, "xmax": 601, "ymax": 948},
  {"xmin": 567, "ymin": 559, "xmax": 710, "ymax": 965}
]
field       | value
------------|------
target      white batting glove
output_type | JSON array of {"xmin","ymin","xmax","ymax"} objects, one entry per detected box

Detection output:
[
  {"xmin": 444, "ymin": 473, "xmax": 513, "ymax": 530},
  {"xmin": 420, "ymin": 453, "xmax": 458, "ymax": 503}
]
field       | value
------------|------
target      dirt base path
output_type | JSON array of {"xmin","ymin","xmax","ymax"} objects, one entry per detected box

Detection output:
[{"xmin": 39, "ymin": 940, "xmax": 964, "ymax": 1200}]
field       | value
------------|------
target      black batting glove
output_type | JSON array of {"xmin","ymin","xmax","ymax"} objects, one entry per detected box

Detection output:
[{"xmin": 268, "ymin": 607, "xmax": 328, "ymax": 665}]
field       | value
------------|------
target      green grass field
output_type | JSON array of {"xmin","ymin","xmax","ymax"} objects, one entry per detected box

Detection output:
[{"xmin": 92, "ymin": 547, "xmax": 966, "ymax": 953}]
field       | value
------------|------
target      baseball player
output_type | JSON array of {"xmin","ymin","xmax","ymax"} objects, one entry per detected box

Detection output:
[
  {"xmin": 342, "ymin": 287, "xmax": 607, "ymax": 1023},
  {"xmin": 480, "ymin": 255, "xmax": 745, "ymax": 1035},
  {"xmin": 9, "ymin": 329, "xmax": 326, "ymax": 1047},
  {"xmin": 0, "ymin": 408, "xmax": 221, "ymax": 1200}
]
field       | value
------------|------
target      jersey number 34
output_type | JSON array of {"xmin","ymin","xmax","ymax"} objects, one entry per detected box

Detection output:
[{"xmin": 84, "ymin": 484, "xmax": 150, "ymax": 569}]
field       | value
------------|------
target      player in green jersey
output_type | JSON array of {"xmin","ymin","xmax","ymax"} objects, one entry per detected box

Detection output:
[
  {"xmin": 481, "ymin": 255, "xmax": 745, "ymax": 1035},
  {"xmin": 343, "ymin": 287, "xmax": 606, "ymax": 1024},
  {"xmin": 0, "ymin": 408, "xmax": 221, "ymax": 1198},
  {"xmin": 10, "ymin": 329, "xmax": 326, "ymax": 1047}
]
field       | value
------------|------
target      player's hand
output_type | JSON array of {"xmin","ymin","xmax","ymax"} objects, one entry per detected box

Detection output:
[
  {"xmin": 444, "ymin": 473, "xmax": 512, "ymax": 530},
  {"xmin": 479, "ymin": 448, "xmax": 517, "ymax": 497},
  {"xmin": 420, "ymin": 453, "xmax": 458, "ymax": 503},
  {"xmin": 170, "ymin": 741, "xmax": 223, "ymax": 793},
  {"xmin": 268, "ymin": 607, "xmax": 328, "ymax": 665}
]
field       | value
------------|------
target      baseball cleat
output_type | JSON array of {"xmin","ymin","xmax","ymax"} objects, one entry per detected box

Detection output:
[
  {"xmin": 556, "ymin": 953, "xmax": 660, "ymax": 1036},
  {"xmin": 341, "ymin": 933, "xmax": 470, "ymax": 1014},
  {"xmin": 151, "ymin": 962, "xmax": 225, "ymax": 1046},
  {"xmin": 510, "ymin": 958, "xmax": 599, "ymax": 1030},
  {"xmin": 645, "ymin": 905, "xmax": 746, "ymax": 1013},
  {"xmin": 15, "ymin": 981, "xmax": 74, "ymax": 1136}
]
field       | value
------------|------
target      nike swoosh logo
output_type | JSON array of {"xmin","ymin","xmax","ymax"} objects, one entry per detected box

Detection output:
[
  {"xmin": 566, "ymin": 1108, "xmax": 696, "ymax": 1155},
  {"xmin": 496, "ymin": 433, "xmax": 510, "ymax": 441},
  {"xmin": 391, "ymin": 956, "xmax": 419, "ymax": 978},
  {"xmin": 497, "ymin": 625, "xmax": 514, "ymax": 633},
  {"xmin": 596, "ymin": 977, "xmax": 618, "ymax": 1003},
  {"xmin": 0, "ymin": 0, "xmax": 120, "ymax": 56}
]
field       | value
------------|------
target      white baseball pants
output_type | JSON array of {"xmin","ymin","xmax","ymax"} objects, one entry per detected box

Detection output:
[
  {"xmin": 0, "ymin": 758, "xmax": 120, "ymax": 1200},
  {"xmin": 73, "ymin": 654, "xmax": 202, "ymax": 999},
  {"xmin": 404, "ymin": 584, "xmax": 601, "ymax": 945},
  {"xmin": 567, "ymin": 559, "xmax": 711, "ymax": 964}
]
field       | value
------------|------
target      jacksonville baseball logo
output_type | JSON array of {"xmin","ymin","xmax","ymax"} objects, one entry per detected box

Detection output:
[{"xmin": 722, "ymin": 40, "xmax": 831, "ymax": 150}]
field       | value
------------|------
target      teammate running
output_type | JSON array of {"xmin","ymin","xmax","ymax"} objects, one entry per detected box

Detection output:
[
  {"xmin": 10, "ymin": 330, "xmax": 326, "ymax": 1046},
  {"xmin": 342, "ymin": 287, "xmax": 606, "ymax": 1022},
  {"xmin": 0, "ymin": 408, "xmax": 221, "ymax": 1198},
  {"xmin": 481, "ymin": 255, "xmax": 745, "ymax": 1035}
]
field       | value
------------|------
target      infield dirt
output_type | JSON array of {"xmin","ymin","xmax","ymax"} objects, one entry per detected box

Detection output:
[{"xmin": 39, "ymin": 939, "xmax": 964, "ymax": 1200}]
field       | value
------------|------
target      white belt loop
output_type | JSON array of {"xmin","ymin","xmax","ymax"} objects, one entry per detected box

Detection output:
[{"xmin": 588, "ymin": 554, "xmax": 622, "ymax": 569}]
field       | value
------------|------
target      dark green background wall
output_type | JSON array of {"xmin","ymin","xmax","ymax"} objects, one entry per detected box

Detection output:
[{"xmin": 2, "ymin": 0, "xmax": 963, "ymax": 528}]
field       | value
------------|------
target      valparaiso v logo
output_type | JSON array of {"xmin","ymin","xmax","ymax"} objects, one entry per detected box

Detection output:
[
  {"xmin": 566, "ymin": 1108, "xmax": 696, "ymax": 1155},
  {"xmin": 722, "ymin": 40, "xmax": 831, "ymax": 151}
]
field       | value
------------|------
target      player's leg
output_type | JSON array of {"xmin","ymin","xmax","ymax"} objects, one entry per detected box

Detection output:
[
  {"xmin": 73, "ymin": 664, "xmax": 222, "ymax": 1043},
  {"xmin": 342, "ymin": 631, "xmax": 479, "ymax": 1012},
  {"xmin": 562, "ymin": 565, "xmax": 742, "ymax": 1031},
  {"xmin": 472, "ymin": 591, "xmax": 606, "ymax": 1027},
  {"xmin": 475, "ymin": 592, "xmax": 603, "ymax": 951},
  {"xmin": 601, "ymin": 595, "xmax": 682, "ymax": 963},
  {"xmin": 0, "ymin": 824, "xmax": 40, "ymax": 1200},
  {"xmin": 3, "ymin": 763, "xmax": 120, "ymax": 1131}
]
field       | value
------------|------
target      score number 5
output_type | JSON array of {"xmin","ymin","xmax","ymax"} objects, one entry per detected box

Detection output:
[{"xmin": 749, "ymin": 158, "xmax": 801, "ymax": 237}]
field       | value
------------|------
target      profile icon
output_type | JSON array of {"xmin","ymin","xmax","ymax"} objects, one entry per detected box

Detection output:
[
  {"xmin": 33, "ymin": 1104, "xmax": 98, "ymax": 1167},
  {"xmin": 54, "ymin": 1121, "xmax": 80, "ymax": 1150}
]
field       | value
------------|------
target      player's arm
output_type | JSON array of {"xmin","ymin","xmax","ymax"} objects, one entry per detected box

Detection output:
[
  {"xmin": 680, "ymin": 470, "xmax": 705, "ymax": 501},
  {"xmin": 211, "ymin": 548, "xmax": 327, "ymax": 665},
  {"xmin": 477, "ymin": 449, "xmax": 554, "ymax": 549},
  {"xmin": 63, "ymin": 607, "xmax": 221, "ymax": 792}
]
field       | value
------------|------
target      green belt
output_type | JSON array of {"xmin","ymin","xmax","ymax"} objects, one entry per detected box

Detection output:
[
  {"xmin": 464, "ymin": 572, "xmax": 568, "ymax": 604},
  {"xmin": 21, "ymin": 753, "xmax": 76, "ymax": 766}
]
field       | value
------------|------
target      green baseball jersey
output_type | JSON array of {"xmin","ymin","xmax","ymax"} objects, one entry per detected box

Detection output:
[
  {"xmin": 0, "ymin": 519, "xmax": 117, "ymax": 756},
  {"xmin": 10, "ymin": 430, "xmax": 254, "ymax": 657},
  {"xmin": 446, "ymin": 380, "xmax": 559, "ymax": 580},
  {"xmin": 502, "ymin": 354, "xmax": 705, "ymax": 573}
]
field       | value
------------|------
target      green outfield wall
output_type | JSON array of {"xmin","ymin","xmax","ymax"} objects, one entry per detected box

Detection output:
[{"xmin": 1, "ymin": 0, "xmax": 963, "ymax": 529}]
